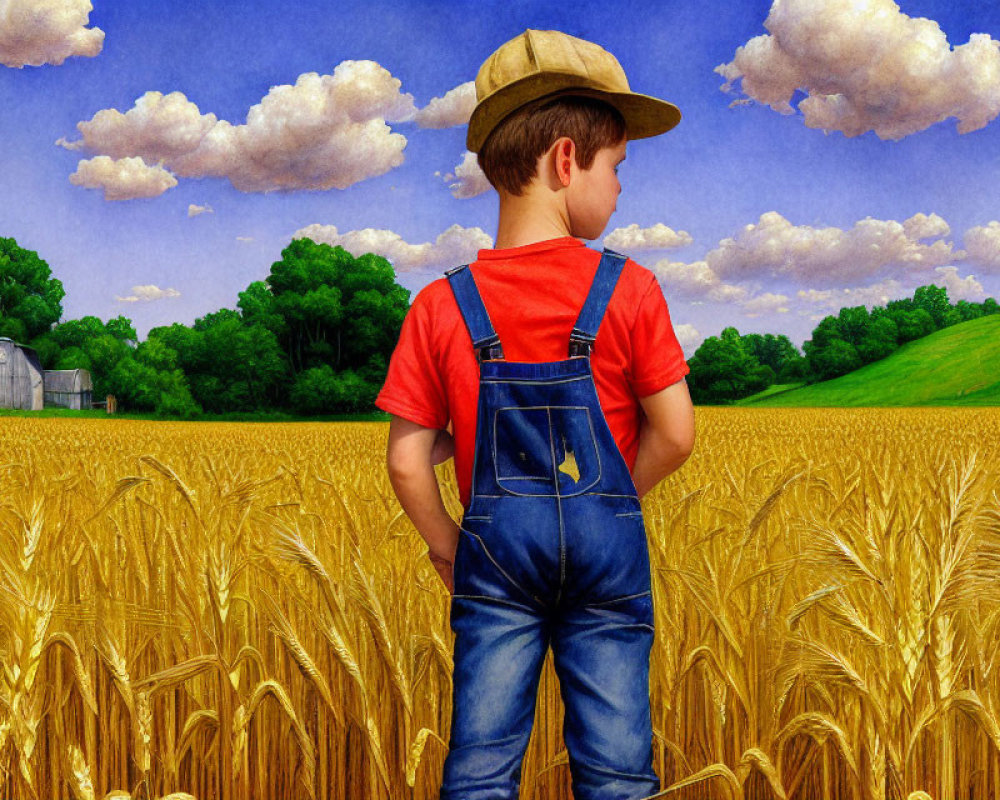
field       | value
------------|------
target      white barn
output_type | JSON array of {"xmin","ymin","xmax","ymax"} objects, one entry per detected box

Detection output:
[
  {"xmin": 43, "ymin": 368, "xmax": 94, "ymax": 410},
  {"xmin": 0, "ymin": 337, "xmax": 44, "ymax": 410}
]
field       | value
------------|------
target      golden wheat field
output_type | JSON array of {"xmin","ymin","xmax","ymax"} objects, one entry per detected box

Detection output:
[{"xmin": 1, "ymin": 409, "xmax": 999, "ymax": 800}]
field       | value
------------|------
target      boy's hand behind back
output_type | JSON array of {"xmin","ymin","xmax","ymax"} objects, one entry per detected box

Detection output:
[{"xmin": 386, "ymin": 415, "xmax": 461, "ymax": 595}]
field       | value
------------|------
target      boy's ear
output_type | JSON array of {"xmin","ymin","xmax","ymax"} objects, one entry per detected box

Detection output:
[{"xmin": 553, "ymin": 137, "xmax": 576, "ymax": 187}]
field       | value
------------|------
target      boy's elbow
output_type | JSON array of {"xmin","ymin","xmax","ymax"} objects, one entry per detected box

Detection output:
[
  {"xmin": 386, "ymin": 448, "xmax": 421, "ymax": 481},
  {"xmin": 671, "ymin": 426, "xmax": 695, "ymax": 458},
  {"xmin": 385, "ymin": 415, "xmax": 437, "ymax": 480}
]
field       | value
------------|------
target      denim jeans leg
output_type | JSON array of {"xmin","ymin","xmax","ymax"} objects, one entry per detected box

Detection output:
[
  {"xmin": 440, "ymin": 596, "xmax": 551, "ymax": 800},
  {"xmin": 550, "ymin": 594, "xmax": 660, "ymax": 800}
]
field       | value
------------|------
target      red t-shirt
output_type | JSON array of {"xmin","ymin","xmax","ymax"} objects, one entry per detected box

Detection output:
[{"xmin": 375, "ymin": 236, "xmax": 689, "ymax": 510}]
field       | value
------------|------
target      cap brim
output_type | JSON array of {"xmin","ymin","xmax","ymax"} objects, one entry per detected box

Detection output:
[{"xmin": 467, "ymin": 79, "xmax": 681, "ymax": 152}]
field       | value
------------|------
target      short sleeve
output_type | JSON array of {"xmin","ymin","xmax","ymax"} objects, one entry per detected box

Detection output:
[
  {"xmin": 375, "ymin": 286, "xmax": 449, "ymax": 429},
  {"xmin": 628, "ymin": 276, "xmax": 690, "ymax": 397}
]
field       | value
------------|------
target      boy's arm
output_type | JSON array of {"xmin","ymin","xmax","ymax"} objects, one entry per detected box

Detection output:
[
  {"xmin": 386, "ymin": 414, "xmax": 460, "ymax": 588},
  {"xmin": 631, "ymin": 377, "xmax": 695, "ymax": 499}
]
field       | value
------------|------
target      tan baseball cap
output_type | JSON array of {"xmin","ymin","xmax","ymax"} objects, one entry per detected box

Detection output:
[{"xmin": 467, "ymin": 29, "xmax": 682, "ymax": 153}]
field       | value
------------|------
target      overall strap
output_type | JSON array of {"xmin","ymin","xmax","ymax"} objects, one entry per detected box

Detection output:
[
  {"xmin": 444, "ymin": 264, "xmax": 505, "ymax": 361},
  {"xmin": 569, "ymin": 248, "xmax": 627, "ymax": 357}
]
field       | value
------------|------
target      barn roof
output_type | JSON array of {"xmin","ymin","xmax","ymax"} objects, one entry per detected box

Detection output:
[{"xmin": 0, "ymin": 336, "xmax": 38, "ymax": 354}]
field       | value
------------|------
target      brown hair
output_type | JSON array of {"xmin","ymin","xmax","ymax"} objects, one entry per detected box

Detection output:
[{"xmin": 477, "ymin": 95, "xmax": 627, "ymax": 196}]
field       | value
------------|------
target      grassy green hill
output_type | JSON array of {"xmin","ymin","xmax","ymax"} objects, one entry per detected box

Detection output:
[{"xmin": 737, "ymin": 315, "xmax": 1000, "ymax": 407}]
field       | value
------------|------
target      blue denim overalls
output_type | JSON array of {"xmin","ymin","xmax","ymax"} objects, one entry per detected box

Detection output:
[{"xmin": 439, "ymin": 248, "xmax": 659, "ymax": 800}]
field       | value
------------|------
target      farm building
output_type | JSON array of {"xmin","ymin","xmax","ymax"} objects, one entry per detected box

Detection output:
[
  {"xmin": 44, "ymin": 368, "xmax": 93, "ymax": 410},
  {"xmin": 0, "ymin": 336, "xmax": 44, "ymax": 410}
]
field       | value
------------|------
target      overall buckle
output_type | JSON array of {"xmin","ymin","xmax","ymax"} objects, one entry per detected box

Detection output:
[
  {"xmin": 568, "ymin": 330, "xmax": 595, "ymax": 358},
  {"xmin": 477, "ymin": 342, "xmax": 505, "ymax": 362}
]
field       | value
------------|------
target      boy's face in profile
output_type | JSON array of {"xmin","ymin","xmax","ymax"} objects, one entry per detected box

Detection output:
[{"xmin": 566, "ymin": 136, "xmax": 627, "ymax": 241}]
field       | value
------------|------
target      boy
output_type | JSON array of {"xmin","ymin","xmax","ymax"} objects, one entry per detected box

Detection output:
[{"xmin": 376, "ymin": 29, "xmax": 695, "ymax": 800}]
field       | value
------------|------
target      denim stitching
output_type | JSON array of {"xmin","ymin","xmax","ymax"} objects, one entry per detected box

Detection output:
[
  {"xmin": 462, "ymin": 528, "xmax": 539, "ymax": 607},
  {"xmin": 548, "ymin": 406, "xmax": 565, "ymax": 605},
  {"xmin": 450, "ymin": 593, "xmax": 540, "ymax": 614},
  {"xmin": 481, "ymin": 376, "xmax": 591, "ymax": 385},
  {"xmin": 587, "ymin": 590, "xmax": 652, "ymax": 607}
]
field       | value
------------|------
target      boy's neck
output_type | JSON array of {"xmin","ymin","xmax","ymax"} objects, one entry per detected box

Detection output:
[{"xmin": 492, "ymin": 185, "xmax": 578, "ymax": 250}]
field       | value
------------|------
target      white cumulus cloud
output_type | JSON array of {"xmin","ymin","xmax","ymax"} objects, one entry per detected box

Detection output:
[
  {"xmin": 671, "ymin": 323, "xmax": 701, "ymax": 356},
  {"xmin": 437, "ymin": 150, "xmax": 492, "ymax": 198},
  {"xmin": 650, "ymin": 259, "xmax": 750, "ymax": 304},
  {"xmin": 962, "ymin": 221, "xmax": 1000, "ymax": 272},
  {"xmin": 0, "ymin": 0, "xmax": 104, "ymax": 68},
  {"xmin": 58, "ymin": 60, "xmax": 417, "ymax": 195},
  {"xmin": 188, "ymin": 203, "xmax": 213, "ymax": 217},
  {"xmin": 115, "ymin": 285, "xmax": 181, "ymax": 303},
  {"xmin": 604, "ymin": 223, "xmax": 693, "ymax": 253},
  {"xmin": 740, "ymin": 292, "xmax": 791, "ymax": 317},
  {"xmin": 930, "ymin": 266, "xmax": 986, "ymax": 302},
  {"xmin": 292, "ymin": 223, "xmax": 493, "ymax": 273},
  {"xmin": 716, "ymin": 0, "xmax": 1000, "ymax": 139},
  {"xmin": 704, "ymin": 211, "xmax": 962, "ymax": 287},
  {"xmin": 795, "ymin": 278, "xmax": 904, "ymax": 312},
  {"xmin": 69, "ymin": 155, "xmax": 177, "ymax": 201},
  {"xmin": 415, "ymin": 81, "xmax": 476, "ymax": 128}
]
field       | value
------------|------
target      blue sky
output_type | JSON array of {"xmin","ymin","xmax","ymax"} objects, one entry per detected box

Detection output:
[{"xmin": 3, "ymin": 0, "xmax": 1000, "ymax": 354}]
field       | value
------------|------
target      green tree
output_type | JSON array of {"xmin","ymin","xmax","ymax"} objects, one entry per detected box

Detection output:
[
  {"xmin": 893, "ymin": 308, "xmax": 936, "ymax": 342},
  {"xmin": 742, "ymin": 332, "xmax": 803, "ymax": 380},
  {"xmin": 856, "ymin": 315, "xmax": 899, "ymax": 362},
  {"xmin": 148, "ymin": 311, "xmax": 288, "ymax": 413},
  {"xmin": 913, "ymin": 284, "xmax": 961, "ymax": 329},
  {"xmin": 0, "ymin": 237, "xmax": 64, "ymax": 341},
  {"xmin": 263, "ymin": 238, "xmax": 409, "ymax": 411},
  {"xmin": 107, "ymin": 355, "xmax": 201, "ymax": 417},
  {"xmin": 804, "ymin": 337, "xmax": 862, "ymax": 380},
  {"xmin": 686, "ymin": 327, "xmax": 772, "ymax": 404}
]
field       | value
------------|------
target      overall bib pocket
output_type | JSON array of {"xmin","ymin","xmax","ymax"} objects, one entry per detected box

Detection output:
[{"xmin": 492, "ymin": 405, "xmax": 601, "ymax": 496}]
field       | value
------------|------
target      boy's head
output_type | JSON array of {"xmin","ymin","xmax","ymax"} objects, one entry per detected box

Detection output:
[
  {"xmin": 468, "ymin": 29, "xmax": 681, "ymax": 198},
  {"xmin": 478, "ymin": 95, "xmax": 627, "ymax": 197}
]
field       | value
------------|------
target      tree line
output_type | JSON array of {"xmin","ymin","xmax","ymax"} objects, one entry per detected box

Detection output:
[
  {"xmin": 1, "ymin": 235, "xmax": 995, "ymax": 415},
  {"xmin": 0, "ymin": 236, "xmax": 408, "ymax": 417},
  {"xmin": 686, "ymin": 286, "xmax": 999, "ymax": 404}
]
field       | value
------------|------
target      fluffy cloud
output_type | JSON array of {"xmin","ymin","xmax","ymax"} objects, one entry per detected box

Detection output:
[
  {"xmin": 795, "ymin": 265, "xmax": 984, "ymax": 309},
  {"xmin": 716, "ymin": 0, "xmax": 1000, "ymax": 139},
  {"xmin": 704, "ymin": 211, "xmax": 962, "ymax": 287},
  {"xmin": 650, "ymin": 259, "xmax": 750, "ymax": 304},
  {"xmin": 651, "ymin": 211, "xmax": 984, "ymax": 321},
  {"xmin": 671, "ymin": 323, "xmax": 700, "ymax": 356},
  {"xmin": 115, "ymin": 285, "xmax": 181, "ymax": 303},
  {"xmin": 0, "ymin": 0, "xmax": 104, "ymax": 68},
  {"xmin": 604, "ymin": 223, "xmax": 693, "ymax": 253},
  {"xmin": 903, "ymin": 212, "xmax": 950, "ymax": 241},
  {"xmin": 740, "ymin": 292, "xmax": 792, "ymax": 317},
  {"xmin": 188, "ymin": 203, "xmax": 213, "ymax": 217},
  {"xmin": 292, "ymin": 223, "xmax": 493, "ymax": 272},
  {"xmin": 962, "ymin": 221, "xmax": 1000, "ymax": 272},
  {"xmin": 436, "ymin": 151, "xmax": 492, "ymax": 198},
  {"xmin": 796, "ymin": 278, "xmax": 907, "ymax": 312},
  {"xmin": 69, "ymin": 156, "xmax": 177, "ymax": 201},
  {"xmin": 929, "ymin": 266, "xmax": 987, "ymax": 302},
  {"xmin": 415, "ymin": 81, "xmax": 476, "ymax": 128},
  {"xmin": 57, "ymin": 61, "xmax": 417, "ymax": 195}
]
